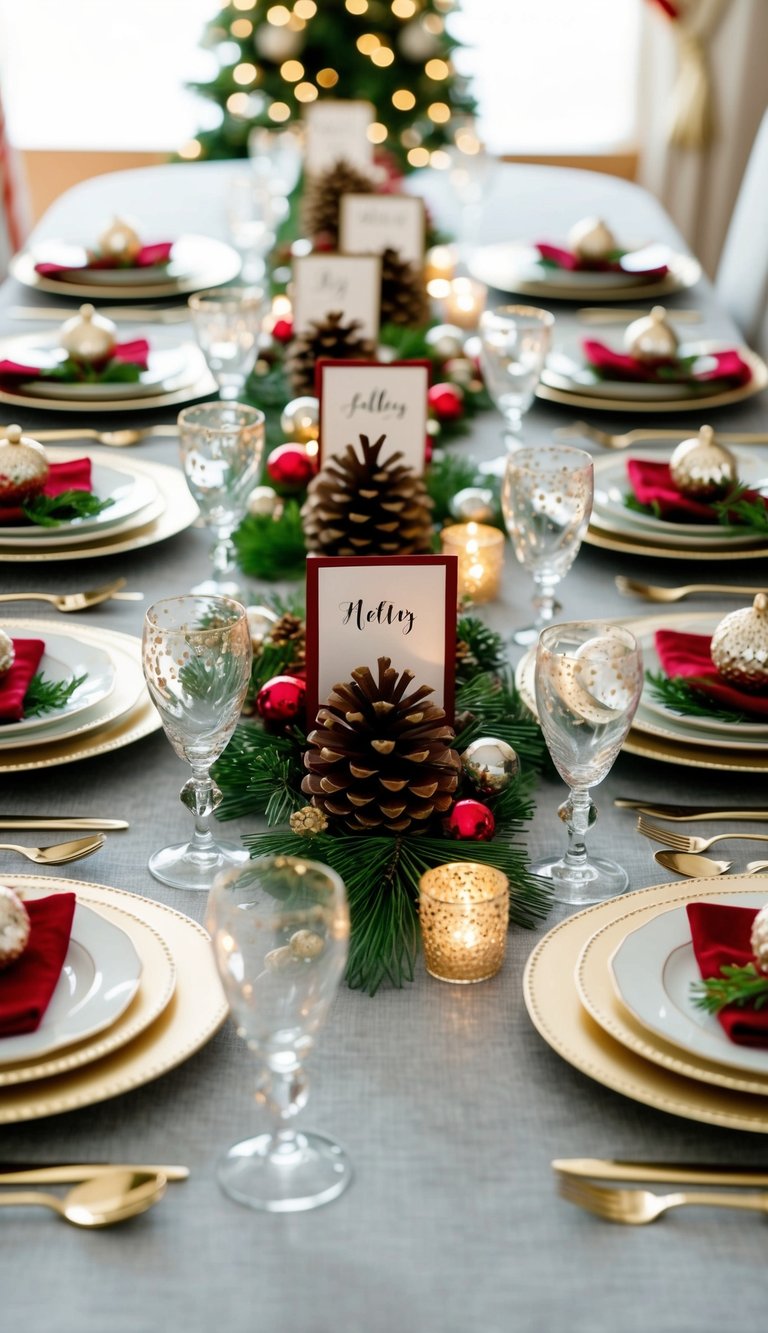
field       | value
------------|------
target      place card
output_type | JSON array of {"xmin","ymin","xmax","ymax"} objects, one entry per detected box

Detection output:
[
  {"xmin": 304, "ymin": 99, "xmax": 374, "ymax": 174},
  {"xmin": 292, "ymin": 254, "xmax": 381, "ymax": 340},
  {"xmin": 339, "ymin": 194, "xmax": 425, "ymax": 266},
  {"xmin": 305, "ymin": 554, "xmax": 458, "ymax": 725},
  {"xmin": 316, "ymin": 360, "xmax": 430, "ymax": 473}
]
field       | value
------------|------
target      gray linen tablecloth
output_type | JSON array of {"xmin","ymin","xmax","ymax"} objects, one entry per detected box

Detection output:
[{"xmin": 1, "ymin": 162, "xmax": 767, "ymax": 1333}]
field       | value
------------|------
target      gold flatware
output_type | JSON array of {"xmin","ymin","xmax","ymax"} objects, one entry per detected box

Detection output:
[
  {"xmin": 654, "ymin": 850, "xmax": 732, "ymax": 876},
  {"xmin": 557, "ymin": 1175, "xmax": 768, "ymax": 1225},
  {"xmin": 0, "ymin": 424, "xmax": 179, "ymax": 447},
  {"xmin": 615, "ymin": 798, "xmax": 768, "ymax": 821},
  {"xmin": 553, "ymin": 1158, "xmax": 768, "ymax": 1187},
  {"xmin": 0, "ymin": 1169, "xmax": 167, "ymax": 1228},
  {"xmin": 553, "ymin": 421, "xmax": 768, "ymax": 450},
  {"xmin": 0, "ymin": 817, "xmax": 128, "ymax": 831},
  {"xmin": 615, "ymin": 576, "xmax": 768, "ymax": 604},
  {"xmin": 639, "ymin": 816, "xmax": 768, "ymax": 853},
  {"xmin": 0, "ymin": 579, "xmax": 129, "ymax": 613},
  {"xmin": 0, "ymin": 835, "xmax": 104, "ymax": 865},
  {"xmin": 577, "ymin": 307, "xmax": 702, "ymax": 323},
  {"xmin": 0, "ymin": 1164, "xmax": 188, "ymax": 1185},
  {"xmin": 9, "ymin": 305, "xmax": 189, "ymax": 324}
]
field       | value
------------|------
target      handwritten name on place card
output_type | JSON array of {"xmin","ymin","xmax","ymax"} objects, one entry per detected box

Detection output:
[
  {"xmin": 340, "ymin": 598, "xmax": 415, "ymax": 635},
  {"xmin": 339, "ymin": 194, "xmax": 425, "ymax": 266},
  {"xmin": 293, "ymin": 254, "xmax": 381, "ymax": 340},
  {"xmin": 318, "ymin": 361, "xmax": 429, "ymax": 473}
]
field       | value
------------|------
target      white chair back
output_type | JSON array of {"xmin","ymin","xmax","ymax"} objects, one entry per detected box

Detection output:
[{"xmin": 715, "ymin": 109, "xmax": 768, "ymax": 357}]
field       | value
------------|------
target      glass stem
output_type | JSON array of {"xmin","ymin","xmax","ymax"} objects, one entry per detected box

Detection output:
[
  {"xmin": 532, "ymin": 574, "xmax": 560, "ymax": 626},
  {"xmin": 562, "ymin": 788, "xmax": 593, "ymax": 871},
  {"xmin": 180, "ymin": 762, "xmax": 222, "ymax": 862},
  {"xmin": 257, "ymin": 1060, "xmax": 309, "ymax": 1159},
  {"xmin": 503, "ymin": 411, "xmax": 523, "ymax": 452},
  {"xmin": 210, "ymin": 525, "xmax": 235, "ymax": 579}
]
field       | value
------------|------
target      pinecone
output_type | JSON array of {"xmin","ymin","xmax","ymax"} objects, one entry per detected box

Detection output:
[
  {"xmin": 268, "ymin": 611, "xmax": 305, "ymax": 674},
  {"xmin": 301, "ymin": 432, "xmax": 433, "ymax": 557},
  {"xmin": 380, "ymin": 247, "xmax": 429, "ymax": 327},
  {"xmin": 285, "ymin": 312, "xmax": 375, "ymax": 396},
  {"xmin": 301, "ymin": 160, "xmax": 378, "ymax": 246},
  {"xmin": 301, "ymin": 657, "xmax": 461, "ymax": 834}
]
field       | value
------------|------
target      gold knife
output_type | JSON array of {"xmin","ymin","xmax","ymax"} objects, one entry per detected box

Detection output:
[
  {"xmin": 0, "ymin": 818, "xmax": 129, "ymax": 831},
  {"xmin": 614, "ymin": 800, "xmax": 768, "ymax": 822},
  {"xmin": 0, "ymin": 1164, "xmax": 189, "ymax": 1185},
  {"xmin": 552, "ymin": 1158, "xmax": 768, "ymax": 1186}
]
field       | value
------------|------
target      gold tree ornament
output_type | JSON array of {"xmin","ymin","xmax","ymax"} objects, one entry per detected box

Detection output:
[
  {"xmin": 301, "ymin": 657, "xmax": 461, "ymax": 834},
  {"xmin": 380, "ymin": 247, "xmax": 429, "ymax": 327},
  {"xmin": 710, "ymin": 593, "xmax": 768, "ymax": 692},
  {"xmin": 669, "ymin": 425, "xmax": 737, "ymax": 500},
  {"xmin": 0, "ymin": 424, "xmax": 50, "ymax": 505},
  {"xmin": 301, "ymin": 160, "xmax": 378, "ymax": 244},
  {"xmin": 567, "ymin": 216, "xmax": 617, "ymax": 262},
  {"xmin": 301, "ymin": 431, "xmax": 433, "ymax": 557},
  {"xmin": 624, "ymin": 305, "xmax": 679, "ymax": 364},
  {"xmin": 285, "ymin": 311, "xmax": 375, "ymax": 396}
]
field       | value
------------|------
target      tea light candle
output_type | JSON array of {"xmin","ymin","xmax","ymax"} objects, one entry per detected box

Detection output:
[
  {"xmin": 419, "ymin": 862, "xmax": 509, "ymax": 983},
  {"xmin": 443, "ymin": 277, "xmax": 487, "ymax": 330},
  {"xmin": 425, "ymin": 244, "xmax": 457, "ymax": 284},
  {"xmin": 440, "ymin": 522, "xmax": 504, "ymax": 604}
]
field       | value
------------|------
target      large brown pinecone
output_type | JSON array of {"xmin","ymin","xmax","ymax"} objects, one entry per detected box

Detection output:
[
  {"xmin": 301, "ymin": 160, "xmax": 378, "ymax": 246},
  {"xmin": 301, "ymin": 432, "xmax": 433, "ymax": 556},
  {"xmin": 285, "ymin": 311, "xmax": 375, "ymax": 396},
  {"xmin": 302, "ymin": 657, "xmax": 461, "ymax": 834},
  {"xmin": 380, "ymin": 247, "xmax": 429, "ymax": 327}
]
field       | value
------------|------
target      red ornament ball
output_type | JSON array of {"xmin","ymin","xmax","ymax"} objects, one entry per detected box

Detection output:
[
  {"xmin": 444, "ymin": 799, "xmax": 495, "ymax": 841},
  {"xmin": 271, "ymin": 316, "xmax": 294, "ymax": 343},
  {"xmin": 256, "ymin": 674, "xmax": 306, "ymax": 726},
  {"xmin": 266, "ymin": 442, "xmax": 316, "ymax": 491},
  {"xmin": 428, "ymin": 382, "xmax": 465, "ymax": 423}
]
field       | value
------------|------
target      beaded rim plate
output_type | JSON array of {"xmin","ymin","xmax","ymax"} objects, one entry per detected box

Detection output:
[
  {"xmin": 535, "ymin": 345, "xmax": 767, "ymax": 413},
  {"xmin": 0, "ymin": 343, "xmax": 215, "ymax": 414},
  {"xmin": 468, "ymin": 242, "xmax": 702, "ymax": 302},
  {"xmin": 583, "ymin": 520, "xmax": 768, "ymax": 561},
  {"xmin": 11, "ymin": 233, "xmax": 242, "ymax": 301}
]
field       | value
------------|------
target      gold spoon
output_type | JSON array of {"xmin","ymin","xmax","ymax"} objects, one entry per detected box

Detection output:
[
  {"xmin": 0, "ymin": 835, "xmax": 104, "ymax": 865},
  {"xmin": 0, "ymin": 1169, "xmax": 167, "ymax": 1227},
  {"xmin": 654, "ymin": 850, "xmax": 732, "ymax": 877}
]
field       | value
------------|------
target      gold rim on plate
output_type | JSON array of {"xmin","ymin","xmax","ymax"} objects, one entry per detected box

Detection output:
[
  {"xmin": 523, "ymin": 875, "xmax": 768, "ymax": 1133},
  {"xmin": 0, "ymin": 343, "xmax": 216, "ymax": 414},
  {"xmin": 535, "ymin": 346, "xmax": 767, "ymax": 414},
  {"xmin": 0, "ymin": 875, "xmax": 227, "ymax": 1124},
  {"xmin": 584, "ymin": 519, "xmax": 768, "ymax": 562},
  {"xmin": 10, "ymin": 235, "xmax": 241, "ymax": 302},
  {"xmin": 576, "ymin": 890, "xmax": 768, "ymax": 1096},
  {"xmin": 468, "ymin": 244, "xmax": 702, "ymax": 302},
  {"xmin": 0, "ymin": 891, "xmax": 176, "ymax": 1086}
]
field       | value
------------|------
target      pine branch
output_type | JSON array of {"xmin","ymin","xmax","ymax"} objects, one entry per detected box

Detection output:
[
  {"xmin": 454, "ymin": 671, "xmax": 548, "ymax": 768},
  {"xmin": 23, "ymin": 671, "xmax": 86, "ymax": 717},
  {"xmin": 712, "ymin": 484, "xmax": 768, "ymax": 535},
  {"xmin": 624, "ymin": 493, "xmax": 662, "ymax": 519},
  {"xmin": 691, "ymin": 963, "xmax": 768, "ymax": 1014},
  {"xmin": 233, "ymin": 500, "xmax": 307, "ymax": 581},
  {"xmin": 645, "ymin": 670, "xmax": 746, "ymax": 724},
  {"xmin": 213, "ymin": 723, "xmax": 302, "ymax": 821},
  {"xmin": 46, "ymin": 357, "xmax": 141, "ymax": 385},
  {"xmin": 22, "ymin": 490, "xmax": 114, "ymax": 528},
  {"xmin": 455, "ymin": 615, "xmax": 505, "ymax": 680}
]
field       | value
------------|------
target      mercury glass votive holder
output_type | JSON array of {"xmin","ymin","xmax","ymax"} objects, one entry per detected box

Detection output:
[
  {"xmin": 440, "ymin": 522, "xmax": 505, "ymax": 604},
  {"xmin": 419, "ymin": 863, "xmax": 509, "ymax": 984},
  {"xmin": 443, "ymin": 277, "xmax": 488, "ymax": 330}
]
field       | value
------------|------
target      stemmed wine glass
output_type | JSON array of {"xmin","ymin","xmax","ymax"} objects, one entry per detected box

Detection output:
[
  {"xmin": 188, "ymin": 286, "xmax": 265, "ymax": 400},
  {"xmin": 501, "ymin": 444, "xmax": 594, "ymax": 645},
  {"xmin": 226, "ymin": 175, "xmax": 279, "ymax": 284},
  {"xmin": 207, "ymin": 855, "xmax": 352, "ymax": 1212},
  {"xmin": 142, "ymin": 595, "xmax": 252, "ymax": 890},
  {"xmin": 478, "ymin": 305, "xmax": 554, "ymax": 467},
  {"xmin": 177, "ymin": 402, "xmax": 265, "ymax": 599},
  {"xmin": 533, "ymin": 621, "xmax": 643, "ymax": 905}
]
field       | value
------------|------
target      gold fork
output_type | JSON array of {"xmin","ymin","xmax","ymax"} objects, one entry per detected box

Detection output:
[
  {"xmin": 557, "ymin": 1175, "xmax": 768, "ymax": 1225},
  {"xmin": 615, "ymin": 576, "xmax": 768, "ymax": 603},
  {"xmin": 0, "ymin": 424, "xmax": 179, "ymax": 448},
  {"xmin": 0, "ymin": 579, "xmax": 131, "ymax": 613},
  {"xmin": 0, "ymin": 836, "xmax": 104, "ymax": 865},
  {"xmin": 553, "ymin": 421, "xmax": 768, "ymax": 450},
  {"xmin": 637, "ymin": 816, "xmax": 768, "ymax": 853}
]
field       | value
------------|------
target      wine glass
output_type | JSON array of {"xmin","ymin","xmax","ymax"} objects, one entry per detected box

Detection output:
[
  {"xmin": 226, "ymin": 175, "xmax": 279, "ymax": 284},
  {"xmin": 188, "ymin": 286, "xmax": 265, "ymax": 400},
  {"xmin": 501, "ymin": 444, "xmax": 594, "ymax": 645},
  {"xmin": 177, "ymin": 402, "xmax": 265, "ymax": 599},
  {"xmin": 247, "ymin": 124, "xmax": 302, "ymax": 201},
  {"xmin": 533, "ymin": 621, "xmax": 643, "ymax": 905},
  {"xmin": 206, "ymin": 855, "xmax": 352, "ymax": 1212},
  {"xmin": 478, "ymin": 305, "xmax": 554, "ymax": 467},
  {"xmin": 142, "ymin": 595, "xmax": 252, "ymax": 891}
]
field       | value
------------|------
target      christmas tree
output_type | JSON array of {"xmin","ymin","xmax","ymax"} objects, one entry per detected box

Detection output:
[{"xmin": 183, "ymin": 0, "xmax": 477, "ymax": 171}]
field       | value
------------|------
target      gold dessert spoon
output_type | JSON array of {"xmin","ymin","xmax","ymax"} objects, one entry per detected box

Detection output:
[
  {"xmin": 0, "ymin": 1170, "xmax": 167, "ymax": 1228},
  {"xmin": 0, "ymin": 836, "xmax": 104, "ymax": 865},
  {"xmin": 654, "ymin": 851, "xmax": 732, "ymax": 877}
]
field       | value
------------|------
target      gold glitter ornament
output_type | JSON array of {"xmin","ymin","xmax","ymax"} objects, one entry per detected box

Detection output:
[
  {"xmin": 624, "ymin": 305, "xmax": 679, "ymax": 364},
  {"xmin": 710, "ymin": 593, "xmax": 768, "ymax": 692},
  {"xmin": 247, "ymin": 485, "xmax": 283, "ymax": 519},
  {"xmin": 0, "ymin": 424, "xmax": 50, "ymax": 505},
  {"xmin": 669, "ymin": 425, "xmax": 738, "ymax": 500},
  {"xmin": 0, "ymin": 628, "xmax": 14, "ymax": 678},
  {"xmin": 289, "ymin": 929, "xmax": 324, "ymax": 959},
  {"xmin": 750, "ymin": 905, "xmax": 768, "ymax": 974},
  {"xmin": 97, "ymin": 216, "xmax": 142, "ymax": 262},
  {"xmin": 59, "ymin": 304, "xmax": 118, "ymax": 364},
  {"xmin": 567, "ymin": 216, "xmax": 617, "ymax": 261}
]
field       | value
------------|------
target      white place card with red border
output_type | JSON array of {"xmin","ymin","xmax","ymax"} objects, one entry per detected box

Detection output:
[
  {"xmin": 339, "ymin": 194, "xmax": 425, "ymax": 266},
  {"xmin": 292, "ymin": 254, "xmax": 381, "ymax": 340},
  {"xmin": 304, "ymin": 100, "xmax": 374, "ymax": 174},
  {"xmin": 316, "ymin": 359, "xmax": 430, "ymax": 473},
  {"xmin": 305, "ymin": 554, "xmax": 458, "ymax": 725}
]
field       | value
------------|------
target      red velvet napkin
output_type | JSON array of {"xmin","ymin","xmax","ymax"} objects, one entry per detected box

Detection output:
[
  {"xmin": 535, "ymin": 242, "xmax": 668, "ymax": 279},
  {"xmin": 35, "ymin": 242, "xmax": 173, "ymax": 277},
  {"xmin": 0, "ymin": 893, "xmax": 76, "ymax": 1036},
  {"xmin": 655, "ymin": 629, "xmax": 768, "ymax": 719},
  {"xmin": 0, "ymin": 457, "xmax": 92, "ymax": 524},
  {"xmin": 687, "ymin": 902, "xmax": 768, "ymax": 1046},
  {"xmin": 583, "ymin": 339, "xmax": 752, "ymax": 387},
  {"xmin": 626, "ymin": 458, "xmax": 766, "ymax": 523},
  {"xmin": 0, "ymin": 339, "xmax": 150, "ymax": 385},
  {"xmin": 0, "ymin": 638, "xmax": 45, "ymax": 722}
]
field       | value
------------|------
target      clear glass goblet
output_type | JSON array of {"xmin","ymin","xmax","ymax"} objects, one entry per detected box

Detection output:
[
  {"xmin": 188, "ymin": 285, "xmax": 265, "ymax": 400},
  {"xmin": 207, "ymin": 855, "xmax": 352, "ymax": 1212},
  {"xmin": 501, "ymin": 444, "xmax": 594, "ymax": 645},
  {"xmin": 533, "ymin": 621, "xmax": 643, "ymax": 905},
  {"xmin": 226, "ymin": 175, "xmax": 279, "ymax": 284},
  {"xmin": 478, "ymin": 304, "xmax": 554, "ymax": 467},
  {"xmin": 142, "ymin": 595, "xmax": 253, "ymax": 891},
  {"xmin": 247, "ymin": 124, "xmax": 303, "ymax": 202},
  {"xmin": 178, "ymin": 401, "xmax": 265, "ymax": 599}
]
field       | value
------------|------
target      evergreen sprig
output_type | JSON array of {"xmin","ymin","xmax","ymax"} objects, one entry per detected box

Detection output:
[
  {"xmin": 455, "ymin": 615, "xmax": 506, "ymax": 681},
  {"xmin": 23, "ymin": 671, "xmax": 86, "ymax": 717},
  {"xmin": 645, "ymin": 670, "xmax": 745, "ymax": 724},
  {"xmin": 22, "ymin": 490, "xmax": 114, "ymax": 528},
  {"xmin": 46, "ymin": 357, "xmax": 142, "ymax": 385},
  {"xmin": 691, "ymin": 963, "xmax": 768, "ymax": 1014},
  {"xmin": 713, "ymin": 485, "xmax": 768, "ymax": 535},
  {"xmin": 233, "ymin": 500, "xmax": 307, "ymax": 581},
  {"xmin": 454, "ymin": 671, "xmax": 548, "ymax": 768}
]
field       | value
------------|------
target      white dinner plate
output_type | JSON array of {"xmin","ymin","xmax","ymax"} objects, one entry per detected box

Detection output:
[
  {"xmin": 0, "ymin": 457, "xmax": 159, "ymax": 544},
  {"xmin": 19, "ymin": 349, "xmax": 189, "ymax": 401},
  {"xmin": 543, "ymin": 338, "xmax": 752, "ymax": 402},
  {"xmin": 0, "ymin": 628, "xmax": 115, "ymax": 740},
  {"xmin": 468, "ymin": 241, "xmax": 702, "ymax": 302},
  {"xmin": 610, "ymin": 896, "xmax": 768, "ymax": 1076},
  {"xmin": 12, "ymin": 234, "xmax": 241, "ymax": 301},
  {"xmin": 0, "ymin": 898, "xmax": 142, "ymax": 1064}
]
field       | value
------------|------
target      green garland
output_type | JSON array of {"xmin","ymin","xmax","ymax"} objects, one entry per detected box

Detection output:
[
  {"xmin": 646, "ymin": 670, "xmax": 745, "ymax": 724},
  {"xmin": 23, "ymin": 672, "xmax": 86, "ymax": 718}
]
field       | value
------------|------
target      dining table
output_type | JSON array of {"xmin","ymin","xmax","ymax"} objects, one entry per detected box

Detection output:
[{"xmin": 1, "ymin": 158, "xmax": 767, "ymax": 1333}]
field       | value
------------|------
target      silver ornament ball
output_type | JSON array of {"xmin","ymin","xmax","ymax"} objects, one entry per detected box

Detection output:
[
  {"xmin": 245, "ymin": 604, "xmax": 280, "ymax": 649},
  {"xmin": 461, "ymin": 737, "xmax": 520, "ymax": 794},
  {"xmin": 280, "ymin": 396, "xmax": 320, "ymax": 444},
  {"xmin": 247, "ymin": 485, "xmax": 282, "ymax": 518},
  {"xmin": 450, "ymin": 486, "xmax": 495, "ymax": 523},
  {"xmin": 425, "ymin": 323, "xmax": 466, "ymax": 362}
]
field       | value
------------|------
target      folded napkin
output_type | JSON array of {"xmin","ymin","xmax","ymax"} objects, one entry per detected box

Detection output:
[
  {"xmin": 35, "ymin": 242, "xmax": 173, "ymax": 277},
  {"xmin": 584, "ymin": 340, "xmax": 752, "ymax": 388},
  {"xmin": 535, "ymin": 243, "xmax": 668, "ymax": 280},
  {"xmin": 655, "ymin": 629, "xmax": 768, "ymax": 719},
  {"xmin": 0, "ymin": 638, "xmax": 45, "ymax": 722},
  {"xmin": 0, "ymin": 893, "xmax": 76, "ymax": 1036},
  {"xmin": 626, "ymin": 458, "xmax": 766, "ymax": 523},
  {"xmin": 0, "ymin": 457, "xmax": 92, "ymax": 523},
  {"xmin": 0, "ymin": 339, "xmax": 149, "ymax": 386},
  {"xmin": 687, "ymin": 902, "xmax": 768, "ymax": 1046}
]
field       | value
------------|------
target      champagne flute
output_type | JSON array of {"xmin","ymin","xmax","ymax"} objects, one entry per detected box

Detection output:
[
  {"xmin": 188, "ymin": 286, "xmax": 265, "ymax": 400},
  {"xmin": 142, "ymin": 595, "xmax": 252, "ymax": 890},
  {"xmin": 501, "ymin": 444, "xmax": 594, "ymax": 645},
  {"xmin": 533, "ymin": 621, "xmax": 643, "ymax": 905},
  {"xmin": 479, "ymin": 305, "xmax": 554, "ymax": 466},
  {"xmin": 177, "ymin": 402, "xmax": 265, "ymax": 600},
  {"xmin": 207, "ymin": 855, "xmax": 352, "ymax": 1212}
]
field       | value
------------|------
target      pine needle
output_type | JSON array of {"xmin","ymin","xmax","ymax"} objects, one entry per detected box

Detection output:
[
  {"xmin": 23, "ymin": 671, "xmax": 86, "ymax": 717},
  {"xmin": 645, "ymin": 670, "xmax": 746, "ymax": 724},
  {"xmin": 22, "ymin": 491, "xmax": 114, "ymax": 527}
]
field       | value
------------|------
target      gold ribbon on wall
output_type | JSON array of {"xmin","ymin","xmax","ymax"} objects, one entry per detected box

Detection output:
[{"xmin": 662, "ymin": 0, "xmax": 731, "ymax": 150}]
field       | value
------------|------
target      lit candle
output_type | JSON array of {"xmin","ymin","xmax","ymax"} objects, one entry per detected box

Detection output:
[
  {"xmin": 419, "ymin": 862, "xmax": 509, "ymax": 983},
  {"xmin": 443, "ymin": 276, "xmax": 487, "ymax": 330},
  {"xmin": 425, "ymin": 244, "xmax": 457, "ymax": 284},
  {"xmin": 440, "ymin": 521, "xmax": 504, "ymax": 604}
]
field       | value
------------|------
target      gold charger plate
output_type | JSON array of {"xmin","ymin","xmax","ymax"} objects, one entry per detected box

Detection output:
[
  {"xmin": 584, "ymin": 519, "xmax": 768, "ymax": 562},
  {"xmin": 468, "ymin": 243, "xmax": 702, "ymax": 302},
  {"xmin": 0, "ymin": 449, "xmax": 198, "ymax": 562},
  {"xmin": 576, "ymin": 887, "xmax": 768, "ymax": 1096},
  {"xmin": 523, "ymin": 875, "xmax": 768, "ymax": 1133},
  {"xmin": 0, "ymin": 890, "xmax": 176, "ymax": 1086},
  {"xmin": 536, "ymin": 346, "xmax": 767, "ymax": 414},
  {"xmin": 0, "ymin": 875, "xmax": 227, "ymax": 1123},
  {"xmin": 10, "ymin": 235, "xmax": 241, "ymax": 301},
  {"xmin": 0, "ymin": 343, "xmax": 215, "ymax": 415}
]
